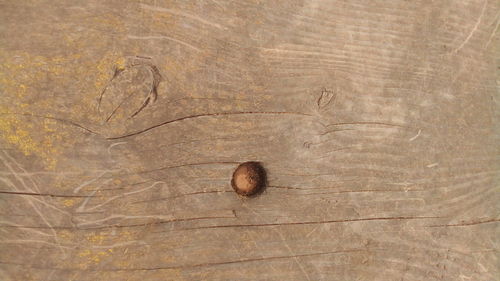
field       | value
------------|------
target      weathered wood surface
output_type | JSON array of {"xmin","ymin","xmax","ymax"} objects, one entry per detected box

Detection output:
[{"xmin": 1, "ymin": 1, "xmax": 499, "ymax": 280}]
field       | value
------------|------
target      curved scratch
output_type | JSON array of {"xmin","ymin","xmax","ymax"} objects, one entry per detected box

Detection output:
[
  {"xmin": 128, "ymin": 35, "xmax": 201, "ymax": 52},
  {"xmin": 453, "ymin": 0, "xmax": 488, "ymax": 53},
  {"xmin": 107, "ymin": 111, "xmax": 313, "ymax": 140}
]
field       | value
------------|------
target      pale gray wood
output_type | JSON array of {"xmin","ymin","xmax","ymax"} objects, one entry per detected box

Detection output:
[{"xmin": 0, "ymin": 0, "xmax": 498, "ymax": 280}]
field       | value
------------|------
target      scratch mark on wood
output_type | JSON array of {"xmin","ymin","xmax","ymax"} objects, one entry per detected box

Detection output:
[
  {"xmin": 426, "ymin": 218, "xmax": 500, "ymax": 227},
  {"xmin": 76, "ymin": 214, "xmax": 236, "ymax": 230},
  {"xmin": 140, "ymin": 4, "xmax": 224, "ymax": 30},
  {"xmin": 409, "ymin": 129, "xmax": 421, "ymax": 141},
  {"xmin": 324, "ymin": 121, "xmax": 407, "ymax": 128},
  {"xmin": 484, "ymin": 12, "xmax": 500, "ymax": 49},
  {"xmin": 0, "ymin": 190, "xmax": 90, "ymax": 198},
  {"xmin": 131, "ymin": 189, "xmax": 232, "ymax": 205},
  {"xmin": 0, "ymin": 249, "xmax": 366, "ymax": 271},
  {"xmin": 0, "ymin": 239, "xmax": 73, "ymax": 249},
  {"xmin": 1, "ymin": 214, "xmax": 235, "ymax": 230},
  {"xmin": 317, "ymin": 146, "xmax": 357, "ymax": 159},
  {"xmin": 90, "ymin": 240, "xmax": 149, "ymax": 249},
  {"xmin": 75, "ymin": 179, "xmax": 112, "ymax": 212},
  {"xmin": 0, "ymin": 220, "xmax": 52, "ymax": 237},
  {"xmin": 318, "ymin": 128, "xmax": 354, "ymax": 136},
  {"xmin": 426, "ymin": 163, "xmax": 439, "ymax": 168},
  {"xmin": 84, "ymin": 181, "xmax": 166, "ymax": 211},
  {"xmin": 130, "ymin": 161, "xmax": 239, "ymax": 176},
  {"xmin": 128, "ymin": 35, "xmax": 201, "ymax": 52},
  {"xmin": 184, "ymin": 216, "xmax": 441, "ymax": 230},
  {"xmin": 107, "ymin": 142, "xmax": 127, "ymax": 155},
  {"xmin": 274, "ymin": 228, "xmax": 312, "ymax": 281},
  {"xmin": 269, "ymin": 185, "xmax": 425, "ymax": 194},
  {"xmin": 107, "ymin": 111, "xmax": 313, "ymax": 140},
  {"xmin": 0, "ymin": 152, "xmax": 66, "ymax": 255},
  {"xmin": 0, "ymin": 177, "xmax": 73, "ymax": 216},
  {"xmin": 0, "ymin": 112, "xmax": 99, "ymax": 136},
  {"xmin": 453, "ymin": 0, "xmax": 488, "ymax": 53},
  {"xmin": 73, "ymin": 170, "xmax": 118, "ymax": 193}
]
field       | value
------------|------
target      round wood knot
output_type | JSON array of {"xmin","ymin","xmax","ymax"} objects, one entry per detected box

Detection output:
[{"xmin": 231, "ymin": 161, "xmax": 266, "ymax": 196}]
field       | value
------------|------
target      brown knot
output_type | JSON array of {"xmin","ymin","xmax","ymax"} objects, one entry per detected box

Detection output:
[{"xmin": 231, "ymin": 162, "xmax": 266, "ymax": 196}]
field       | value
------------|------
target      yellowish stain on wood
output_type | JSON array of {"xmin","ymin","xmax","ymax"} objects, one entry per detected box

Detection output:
[
  {"xmin": 77, "ymin": 249, "xmax": 113, "ymax": 268},
  {"xmin": 63, "ymin": 199, "xmax": 76, "ymax": 207},
  {"xmin": 0, "ymin": 41, "xmax": 127, "ymax": 169},
  {"xmin": 86, "ymin": 233, "xmax": 106, "ymax": 244}
]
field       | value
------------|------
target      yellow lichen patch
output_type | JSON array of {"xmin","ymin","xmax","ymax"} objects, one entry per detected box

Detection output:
[
  {"xmin": 0, "ymin": 107, "xmax": 63, "ymax": 170},
  {"xmin": 74, "ymin": 230, "xmax": 141, "ymax": 269},
  {"xmin": 86, "ymin": 232, "xmax": 106, "ymax": 245},
  {"xmin": 63, "ymin": 199, "xmax": 76, "ymax": 207},
  {"xmin": 0, "ymin": 20, "xmax": 131, "ymax": 165},
  {"xmin": 77, "ymin": 249, "xmax": 112, "ymax": 268},
  {"xmin": 78, "ymin": 249, "xmax": 91, "ymax": 257},
  {"xmin": 0, "ymin": 5, "xmax": 157, "ymax": 169},
  {"xmin": 0, "ymin": 50, "xmax": 83, "ymax": 169},
  {"xmin": 57, "ymin": 230, "xmax": 74, "ymax": 241}
]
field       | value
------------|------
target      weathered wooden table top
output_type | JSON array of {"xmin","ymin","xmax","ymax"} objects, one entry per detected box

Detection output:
[{"xmin": 1, "ymin": 1, "xmax": 499, "ymax": 280}]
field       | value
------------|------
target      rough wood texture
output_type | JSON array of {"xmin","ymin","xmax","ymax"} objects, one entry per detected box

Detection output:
[{"xmin": 1, "ymin": 1, "xmax": 499, "ymax": 280}]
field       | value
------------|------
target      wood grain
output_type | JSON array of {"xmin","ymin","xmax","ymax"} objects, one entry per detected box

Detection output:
[{"xmin": 0, "ymin": 0, "xmax": 498, "ymax": 280}]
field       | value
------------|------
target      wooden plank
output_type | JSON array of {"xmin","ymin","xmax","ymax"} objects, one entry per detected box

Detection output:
[{"xmin": 0, "ymin": 0, "xmax": 498, "ymax": 280}]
